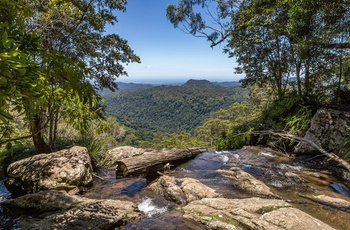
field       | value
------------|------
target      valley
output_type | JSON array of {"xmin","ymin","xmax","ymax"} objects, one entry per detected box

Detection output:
[{"xmin": 103, "ymin": 79, "xmax": 248, "ymax": 140}]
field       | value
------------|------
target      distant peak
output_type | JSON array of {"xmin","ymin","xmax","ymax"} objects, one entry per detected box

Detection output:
[{"xmin": 182, "ymin": 79, "xmax": 221, "ymax": 88}]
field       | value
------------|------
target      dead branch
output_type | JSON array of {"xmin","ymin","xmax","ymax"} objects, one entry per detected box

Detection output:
[{"xmin": 252, "ymin": 130, "xmax": 350, "ymax": 171}]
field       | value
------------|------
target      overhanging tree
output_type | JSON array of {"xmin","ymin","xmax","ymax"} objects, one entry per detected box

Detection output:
[
  {"xmin": 167, "ymin": 0, "xmax": 350, "ymax": 101},
  {"xmin": 0, "ymin": 0, "xmax": 140, "ymax": 153}
]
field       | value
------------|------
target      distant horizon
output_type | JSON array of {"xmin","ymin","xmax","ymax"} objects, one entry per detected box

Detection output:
[{"xmin": 115, "ymin": 76, "xmax": 243, "ymax": 85}]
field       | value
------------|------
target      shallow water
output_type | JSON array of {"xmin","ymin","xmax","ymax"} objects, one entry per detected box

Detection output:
[
  {"xmin": 121, "ymin": 147, "xmax": 350, "ymax": 229},
  {"xmin": 2, "ymin": 147, "xmax": 350, "ymax": 229},
  {"xmin": 0, "ymin": 181, "xmax": 10, "ymax": 202}
]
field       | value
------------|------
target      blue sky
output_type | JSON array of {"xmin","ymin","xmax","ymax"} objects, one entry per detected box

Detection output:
[{"xmin": 109, "ymin": 0, "xmax": 242, "ymax": 83}]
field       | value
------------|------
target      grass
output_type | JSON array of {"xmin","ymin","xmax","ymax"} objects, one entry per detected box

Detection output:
[{"xmin": 192, "ymin": 210, "xmax": 240, "ymax": 227}]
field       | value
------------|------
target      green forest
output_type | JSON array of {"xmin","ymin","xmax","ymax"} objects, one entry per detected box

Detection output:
[
  {"xmin": 104, "ymin": 80, "xmax": 247, "ymax": 134},
  {"xmin": 1, "ymin": 0, "xmax": 350, "ymax": 178}
]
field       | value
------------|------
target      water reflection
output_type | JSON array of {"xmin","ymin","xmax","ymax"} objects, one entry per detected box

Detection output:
[{"xmin": 2, "ymin": 147, "xmax": 350, "ymax": 229}]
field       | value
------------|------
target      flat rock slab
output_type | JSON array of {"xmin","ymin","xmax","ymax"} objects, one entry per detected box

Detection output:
[
  {"xmin": 182, "ymin": 197, "xmax": 335, "ymax": 230},
  {"xmin": 300, "ymin": 194, "xmax": 350, "ymax": 212},
  {"xmin": 1, "ymin": 190, "xmax": 141, "ymax": 229},
  {"xmin": 217, "ymin": 167, "xmax": 276, "ymax": 197},
  {"xmin": 5, "ymin": 146, "xmax": 93, "ymax": 197}
]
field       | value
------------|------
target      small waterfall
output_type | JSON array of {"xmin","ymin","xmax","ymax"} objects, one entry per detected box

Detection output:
[
  {"xmin": 0, "ymin": 181, "xmax": 10, "ymax": 202},
  {"xmin": 137, "ymin": 197, "xmax": 169, "ymax": 217}
]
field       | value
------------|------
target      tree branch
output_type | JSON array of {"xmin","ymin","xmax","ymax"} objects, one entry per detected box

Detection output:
[{"xmin": 252, "ymin": 130, "xmax": 350, "ymax": 171}]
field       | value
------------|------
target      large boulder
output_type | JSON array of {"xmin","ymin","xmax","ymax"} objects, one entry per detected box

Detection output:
[
  {"xmin": 217, "ymin": 167, "xmax": 276, "ymax": 197},
  {"xmin": 147, "ymin": 175, "xmax": 218, "ymax": 205},
  {"xmin": 100, "ymin": 146, "xmax": 145, "ymax": 168},
  {"xmin": 5, "ymin": 146, "xmax": 93, "ymax": 197},
  {"xmin": 182, "ymin": 197, "xmax": 335, "ymax": 230},
  {"xmin": 1, "ymin": 190, "xmax": 140, "ymax": 229},
  {"xmin": 295, "ymin": 108, "xmax": 350, "ymax": 154}
]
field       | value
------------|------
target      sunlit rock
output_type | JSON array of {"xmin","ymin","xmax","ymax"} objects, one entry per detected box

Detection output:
[
  {"xmin": 182, "ymin": 197, "xmax": 334, "ymax": 230},
  {"xmin": 148, "ymin": 175, "xmax": 218, "ymax": 205},
  {"xmin": 5, "ymin": 146, "xmax": 93, "ymax": 197},
  {"xmin": 100, "ymin": 146, "xmax": 145, "ymax": 168}
]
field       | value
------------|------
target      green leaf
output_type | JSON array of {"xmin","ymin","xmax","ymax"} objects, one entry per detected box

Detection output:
[
  {"xmin": 0, "ymin": 109, "xmax": 13, "ymax": 119},
  {"xmin": 6, "ymin": 142, "xmax": 12, "ymax": 151},
  {"xmin": 0, "ymin": 77, "xmax": 7, "ymax": 86},
  {"xmin": 2, "ymin": 30, "xmax": 8, "ymax": 47},
  {"xmin": 18, "ymin": 68, "xmax": 26, "ymax": 76}
]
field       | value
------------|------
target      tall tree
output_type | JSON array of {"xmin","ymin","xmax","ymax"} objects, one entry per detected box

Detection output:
[
  {"xmin": 0, "ymin": 0, "xmax": 140, "ymax": 153},
  {"xmin": 167, "ymin": 0, "xmax": 350, "ymax": 101},
  {"xmin": 0, "ymin": 0, "xmax": 45, "ymax": 148}
]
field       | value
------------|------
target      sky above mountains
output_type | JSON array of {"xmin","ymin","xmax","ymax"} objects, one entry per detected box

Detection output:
[{"xmin": 109, "ymin": 0, "xmax": 242, "ymax": 83}]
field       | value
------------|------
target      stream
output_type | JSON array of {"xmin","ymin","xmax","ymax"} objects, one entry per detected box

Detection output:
[{"xmin": 2, "ymin": 146, "xmax": 350, "ymax": 229}]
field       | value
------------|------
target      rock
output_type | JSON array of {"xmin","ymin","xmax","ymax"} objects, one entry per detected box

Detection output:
[
  {"xmin": 101, "ymin": 146, "xmax": 145, "ymax": 168},
  {"xmin": 217, "ymin": 167, "xmax": 276, "ymax": 197},
  {"xmin": 295, "ymin": 108, "xmax": 350, "ymax": 154},
  {"xmin": 148, "ymin": 175, "xmax": 218, "ymax": 205},
  {"xmin": 300, "ymin": 194, "xmax": 350, "ymax": 212},
  {"xmin": 182, "ymin": 197, "xmax": 335, "ymax": 230},
  {"xmin": 1, "ymin": 190, "xmax": 141, "ymax": 230},
  {"xmin": 260, "ymin": 207, "xmax": 335, "ymax": 230},
  {"xmin": 1, "ymin": 190, "xmax": 82, "ymax": 212},
  {"xmin": 5, "ymin": 146, "xmax": 93, "ymax": 197}
]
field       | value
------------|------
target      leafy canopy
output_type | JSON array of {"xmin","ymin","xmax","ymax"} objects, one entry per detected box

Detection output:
[
  {"xmin": 167, "ymin": 0, "xmax": 350, "ymax": 102},
  {"xmin": 0, "ymin": 0, "xmax": 140, "ymax": 153}
]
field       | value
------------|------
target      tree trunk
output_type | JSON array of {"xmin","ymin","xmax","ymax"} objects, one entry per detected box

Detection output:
[
  {"xmin": 32, "ymin": 115, "xmax": 52, "ymax": 154},
  {"xmin": 115, "ymin": 147, "xmax": 206, "ymax": 176},
  {"xmin": 304, "ymin": 59, "xmax": 311, "ymax": 96},
  {"xmin": 295, "ymin": 61, "xmax": 302, "ymax": 98}
]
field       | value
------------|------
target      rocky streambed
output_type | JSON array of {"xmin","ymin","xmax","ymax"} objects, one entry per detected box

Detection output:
[{"xmin": 1, "ymin": 146, "xmax": 350, "ymax": 229}]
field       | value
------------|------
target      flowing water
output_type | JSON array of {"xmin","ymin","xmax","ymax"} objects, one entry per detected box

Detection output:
[{"xmin": 2, "ymin": 147, "xmax": 350, "ymax": 229}]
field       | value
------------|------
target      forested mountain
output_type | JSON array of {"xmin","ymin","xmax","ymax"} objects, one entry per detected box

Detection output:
[
  {"xmin": 100, "ymin": 82, "xmax": 155, "ymax": 95},
  {"xmin": 104, "ymin": 80, "xmax": 248, "ymax": 136},
  {"xmin": 181, "ymin": 79, "xmax": 223, "ymax": 88}
]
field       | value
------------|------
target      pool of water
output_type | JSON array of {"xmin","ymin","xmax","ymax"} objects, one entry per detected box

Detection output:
[{"xmin": 2, "ymin": 146, "xmax": 350, "ymax": 229}]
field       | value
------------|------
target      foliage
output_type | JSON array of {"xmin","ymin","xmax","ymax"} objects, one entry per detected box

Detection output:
[
  {"xmin": 166, "ymin": 0, "xmax": 350, "ymax": 154},
  {"xmin": 167, "ymin": 0, "xmax": 350, "ymax": 103},
  {"xmin": 0, "ymin": 142, "xmax": 35, "ymax": 180},
  {"xmin": 337, "ymin": 137, "xmax": 350, "ymax": 162},
  {"xmin": 193, "ymin": 86, "xmax": 314, "ymax": 151},
  {"xmin": 140, "ymin": 131, "xmax": 209, "ymax": 149},
  {"xmin": 191, "ymin": 209, "xmax": 239, "ymax": 227},
  {"xmin": 0, "ymin": 0, "xmax": 42, "ymax": 129},
  {"xmin": 0, "ymin": 115, "xmax": 133, "ymax": 175},
  {"xmin": 0, "ymin": 0, "xmax": 140, "ymax": 153},
  {"xmin": 54, "ymin": 116, "xmax": 130, "ymax": 166},
  {"xmin": 104, "ymin": 81, "xmax": 248, "ymax": 137}
]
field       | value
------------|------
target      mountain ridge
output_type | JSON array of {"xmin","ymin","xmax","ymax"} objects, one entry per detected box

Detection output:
[{"xmin": 104, "ymin": 81, "xmax": 248, "ymax": 138}]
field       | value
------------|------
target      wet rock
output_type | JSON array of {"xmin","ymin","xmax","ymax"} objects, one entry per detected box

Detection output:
[
  {"xmin": 283, "ymin": 172, "xmax": 304, "ymax": 184},
  {"xmin": 182, "ymin": 197, "xmax": 335, "ymax": 230},
  {"xmin": 5, "ymin": 146, "xmax": 93, "ymax": 197},
  {"xmin": 1, "ymin": 190, "xmax": 141, "ymax": 229},
  {"xmin": 217, "ymin": 167, "xmax": 276, "ymax": 197},
  {"xmin": 295, "ymin": 108, "xmax": 350, "ymax": 154},
  {"xmin": 121, "ymin": 211, "xmax": 206, "ymax": 230},
  {"xmin": 148, "ymin": 175, "xmax": 218, "ymax": 205},
  {"xmin": 300, "ymin": 194, "xmax": 350, "ymax": 212},
  {"xmin": 101, "ymin": 146, "xmax": 145, "ymax": 168}
]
